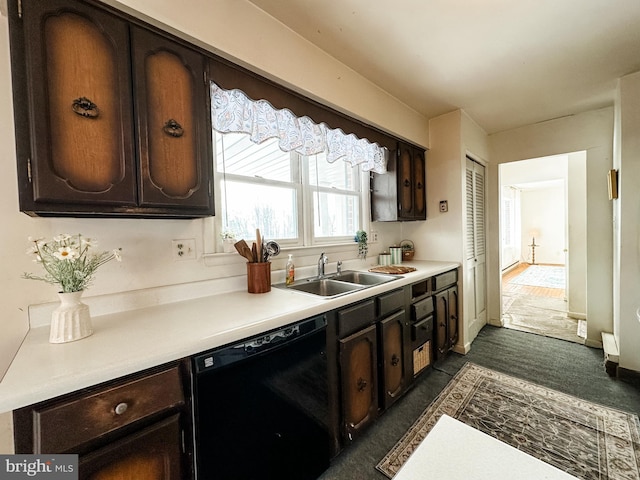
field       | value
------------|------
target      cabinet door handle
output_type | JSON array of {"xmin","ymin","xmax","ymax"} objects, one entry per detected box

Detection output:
[
  {"xmin": 357, "ymin": 377, "xmax": 368, "ymax": 391},
  {"xmin": 391, "ymin": 354, "xmax": 400, "ymax": 367},
  {"xmin": 114, "ymin": 402, "xmax": 129, "ymax": 415},
  {"xmin": 163, "ymin": 118, "xmax": 184, "ymax": 137},
  {"xmin": 72, "ymin": 97, "xmax": 99, "ymax": 118},
  {"xmin": 403, "ymin": 179, "xmax": 411, "ymax": 187},
  {"xmin": 416, "ymin": 182, "xmax": 423, "ymax": 190}
]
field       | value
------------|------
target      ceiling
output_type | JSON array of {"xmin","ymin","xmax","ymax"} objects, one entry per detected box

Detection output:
[{"xmin": 246, "ymin": 0, "xmax": 640, "ymax": 134}]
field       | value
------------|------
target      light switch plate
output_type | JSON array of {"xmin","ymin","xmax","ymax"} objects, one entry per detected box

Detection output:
[{"xmin": 439, "ymin": 200, "xmax": 448, "ymax": 212}]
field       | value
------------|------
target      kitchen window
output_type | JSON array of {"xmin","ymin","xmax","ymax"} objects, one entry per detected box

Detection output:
[{"xmin": 213, "ymin": 131, "xmax": 366, "ymax": 249}]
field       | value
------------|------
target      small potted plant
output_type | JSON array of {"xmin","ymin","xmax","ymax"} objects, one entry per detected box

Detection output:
[
  {"xmin": 355, "ymin": 230, "xmax": 368, "ymax": 259},
  {"xmin": 23, "ymin": 234, "xmax": 122, "ymax": 343},
  {"xmin": 220, "ymin": 230, "xmax": 237, "ymax": 253}
]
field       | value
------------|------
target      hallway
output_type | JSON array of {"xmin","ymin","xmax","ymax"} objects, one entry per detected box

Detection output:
[{"xmin": 502, "ymin": 263, "xmax": 585, "ymax": 344}]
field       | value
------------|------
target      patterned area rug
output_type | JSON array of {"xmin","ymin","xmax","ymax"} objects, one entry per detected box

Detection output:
[
  {"xmin": 376, "ymin": 363, "xmax": 640, "ymax": 479},
  {"xmin": 509, "ymin": 265, "xmax": 566, "ymax": 289}
]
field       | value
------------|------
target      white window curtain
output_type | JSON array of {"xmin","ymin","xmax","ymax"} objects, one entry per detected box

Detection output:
[{"xmin": 210, "ymin": 82, "xmax": 388, "ymax": 174}]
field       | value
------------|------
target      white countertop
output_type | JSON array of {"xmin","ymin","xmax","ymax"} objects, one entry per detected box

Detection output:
[
  {"xmin": 394, "ymin": 415, "xmax": 579, "ymax": 480},
  {"xmin": 0, "ymin": 260, "xmax": 458, "ymax": 413}
]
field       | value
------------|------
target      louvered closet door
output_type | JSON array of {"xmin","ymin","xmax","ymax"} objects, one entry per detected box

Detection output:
[{"xmin": 465, "ymin": 157, "xmax": 487, "ymax": 327}]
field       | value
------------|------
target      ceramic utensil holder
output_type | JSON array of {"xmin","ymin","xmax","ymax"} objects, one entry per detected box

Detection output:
[{"xmin": 247, "ymin": 262, "xmax": 271, "ymax": 293}]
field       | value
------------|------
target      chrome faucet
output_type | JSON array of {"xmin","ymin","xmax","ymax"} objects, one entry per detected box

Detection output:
[
  {"xmin": 317, "ymin": 252, "xmax": 328, "ymax": 277},
  {"xmin": 337, "ymin": 260, "xmax": 343, "ymax": 275}
]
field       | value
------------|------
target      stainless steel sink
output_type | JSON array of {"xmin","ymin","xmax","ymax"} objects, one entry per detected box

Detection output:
[
  {"xmin": 280, "ymin": 278, "xmax": 364, "ymax": 297},
  {"xmin": 275, "ymin": 270, "xmax": 400, "ymax": 298},
  {"xmin": 328, "ymin": 270, "xmax": 398, "ymax": 286}
]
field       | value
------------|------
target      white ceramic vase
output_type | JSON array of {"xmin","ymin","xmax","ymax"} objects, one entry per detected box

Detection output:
[
  {"xmin": 49, "ymin": 291, "xmax": 93, "ymax": 344},
  {"xmin": 223, "ymin": 238, "xmax": 236, "ymax": 253}
]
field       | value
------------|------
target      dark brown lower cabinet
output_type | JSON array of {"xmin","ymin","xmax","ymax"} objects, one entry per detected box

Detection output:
[
  {"xmin": 435, "ymin": 285, "xmax": 459, "ymax": 357},
  {"xmin": 339, "ymin": 324, "xmax": 378, "ymax": 442},
  {"xmin": 79, "ymin": 414, "xmax": 183, "ymax": 480},
  {"xmin": 379, "ymin": 309, "xmax": 408, "ymax": 409},
  {"xmin": 13, "ymin": 362, "xmax": 193, "ymax": 480}
]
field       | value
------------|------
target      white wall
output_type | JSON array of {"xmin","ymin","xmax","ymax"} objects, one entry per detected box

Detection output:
[
  {"xmin": 0, "ymin": 1, "xmax": 429, "ymax": 382},
  {"xmin": 567, "ymin": 152, "xmax": 587, "ymax": 318},
  {"xmin": 402, "ymin": 110, "xmax": 490, "ymax": 353},
  {"xmin": 489, "ymin": 107, "xmax": 614, "ymax": 348},
  {"xmin": 614, "ymin": 71, "xmax": 640, "ymax": 372},
  {"xmin": 520, "ymin": 186, "xmax": 566, "ymax": 265}
]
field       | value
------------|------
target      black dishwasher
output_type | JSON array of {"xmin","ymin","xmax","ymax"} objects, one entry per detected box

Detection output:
[{"xmin": 192, "ymin": 314, "xmax": 330, "ymax": 480}]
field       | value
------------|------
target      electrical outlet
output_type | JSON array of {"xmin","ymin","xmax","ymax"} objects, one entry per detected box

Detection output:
[
  {"xmin": 369, "ymin": 231, "xmax": 379, "ymax": 243},
  {"xmin": 172, "ymin": 239, "xmax": 196, "ymax": 261},
  {"xmin": 439, "ymin": 200, "xmax": 448, "ymax": 212}
]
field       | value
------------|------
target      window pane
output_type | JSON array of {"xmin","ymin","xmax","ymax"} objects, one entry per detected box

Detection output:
[
  {"xmin": 216, "ymin": 133, "xmax": 293, "ymax": 182},
  {"xmin": 314, "ymin": 191, "xmax": 359, "ymax": 237},
  {"xmin": 222, "ymin": 180, "xmax": 298, "ymax": 240},
  {"xmin": 308, "ymin": 153, "xmax": 357, "ymax": 190}
]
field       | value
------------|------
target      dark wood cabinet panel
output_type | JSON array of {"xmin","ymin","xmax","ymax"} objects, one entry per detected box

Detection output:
[
  {"xmin": 131, "ymin": 27, "xmax": 212, "ymax": 210},
  {"xmin": 13, "ymin": 362, "xmax": 193, "ymax": 480},
  {"xmin": 20, "ymin": 0, "xmax": 137, "ymax": 206},
  {"xmin": 339, "ymin": 324, "xmax": 378, "ymax": 441},
  {"xmin": 371, "ymin": 142, "xmax": 426, "ymax": 221},
  {"xmin": 435, "ymin": 285, "xmax": 459, "ymax": 358},
  {"xmin": 379, "ymin": 310, "xmax": 408, "ymax": 409},
  {"xmin": 79, "ymin": 414, "xmax": 184, "ymax": 480},
  {"xmin": 448, "ymin": 285, "xmax": 459, "ymax": 347},
  {"xmin": 9, "ymin": 0, "xmax": 213, "ymax": 217}
]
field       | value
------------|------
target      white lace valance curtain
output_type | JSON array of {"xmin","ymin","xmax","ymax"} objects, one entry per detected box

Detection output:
[{"xmin": 210, "ymin": 82, "xmax": 388, "ymax": 173}]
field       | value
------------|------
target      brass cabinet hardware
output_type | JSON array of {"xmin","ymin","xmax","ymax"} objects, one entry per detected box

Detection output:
[
  {"xmin": 163, "ymin": 119, "xmax": 184, "ymax": 137},
  {"xmin": 72, "ymin": 97, "xmax": 99, "ymax": 118}
]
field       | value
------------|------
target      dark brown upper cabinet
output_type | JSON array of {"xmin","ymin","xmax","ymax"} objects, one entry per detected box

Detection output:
[
  {"xmin": 9, "ymin": 0, "xmax": 213, "ymax": 217},
  {"xmin": 371, "ymin": 142, "xmax": 426, "ymax": 221}
]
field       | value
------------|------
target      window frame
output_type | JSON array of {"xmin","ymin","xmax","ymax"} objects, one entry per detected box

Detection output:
[{"xmin": 204, "ymin": 132, "xmax": 371, "ymax": 259}]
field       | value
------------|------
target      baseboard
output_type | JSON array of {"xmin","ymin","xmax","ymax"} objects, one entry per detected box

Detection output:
[
  {"xmin": 567, "ymin": 311, "xmax": 586, "ymax": 320},
  {"xmin": 617, "ymin": 366, "xmax": 640, "ymax": 380}
]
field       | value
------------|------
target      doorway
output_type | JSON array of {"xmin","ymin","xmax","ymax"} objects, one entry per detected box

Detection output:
[{"xmin": 499, "ymin": 153, "xmax": 587, "ymax": 344}]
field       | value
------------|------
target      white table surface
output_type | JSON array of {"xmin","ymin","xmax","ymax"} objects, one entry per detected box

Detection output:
[{"xmin": 394, "ymin": 415, "xmax": 579, "ymax": 480}]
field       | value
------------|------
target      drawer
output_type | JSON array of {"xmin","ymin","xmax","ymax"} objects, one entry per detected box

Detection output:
[
  {"xmin": 410, "ymin": 278, "xmax": 431, "ymax": 300},
  {"xmin": 412, "ymin": 296, "xmax": 434, "ymax": 321},
  {"xmin": 412, "ymin": 316, "xmax": 433, "ymax": 344},
  {"xmin": 34, "ymin": 365, "xmax": 185, "ymax": 453},
  {"xmin": 433, "ymin": 269, "xmax": 458, "ymax": 292},
  {"xmin": 377, "ymin": 288, "xmax": 405, "ymax": 317},
  {"xmin": 338, "ymin": 298, "xmax": 376, "ymax": 338}
]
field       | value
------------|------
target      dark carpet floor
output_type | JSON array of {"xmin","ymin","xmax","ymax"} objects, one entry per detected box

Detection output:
[{"xmin": 318, "ymin": 325, "xmax": 640, "ymax": 480}]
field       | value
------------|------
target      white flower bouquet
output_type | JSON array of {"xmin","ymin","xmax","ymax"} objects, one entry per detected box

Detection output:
[{"xmin": 23, "ymin": 234, "xmax": 122, "ymax": 293}]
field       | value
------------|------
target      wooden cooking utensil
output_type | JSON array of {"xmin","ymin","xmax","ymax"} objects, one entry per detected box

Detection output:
[
  {"xmin": 234, "ymin": 240, "xmax": 254, "ymax": 262},
  {"xmin": 251, "ymin": 242, "xmax": 258, "ymax": 263},
  {"xmin": 255, "ymin": 229, "xmax": 262, "ymax": 262}
]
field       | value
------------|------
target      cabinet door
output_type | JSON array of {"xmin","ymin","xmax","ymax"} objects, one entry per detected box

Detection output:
[
  {"xmin": 412, "ymin": 148, "xmax": 426, "ymax": 220},
  {"xmin": 79, "ymin": 414, "xmax": 185, "ymax": 480},
  {"xmin": 447, "ymin": 286, "xmax": 459, "ymax": 348},
  {"xmin": 339, "ymin": 324, "xmax": 378, "ymax": 441},
  {"xmin": 397, "ymin": 143, "xmax": 413, "ymax": 219},
  {"xmin": 131, "ymin": 27, "xmax": 213, "ymax": 213},
  {"xmin": 435, "ymin": 290, "xmax": 449, "ymax": 356},
  {"xmin": 21, "ymin": 0, "xmax": 137, "ymax": 206},
  {"xmin": 379, "ymin": 310, "xmax": 407, "ymax": 409}
]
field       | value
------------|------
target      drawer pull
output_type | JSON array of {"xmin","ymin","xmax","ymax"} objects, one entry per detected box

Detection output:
[
  {"xmin": 357, "ymin": 377, "xmax": 368, "ymax": 392},
  {"xmin": 391, "ymin": 354, "xmax": 400, "ymax": 367},
  {"xmin": 114, "ymin": 402, "xmax": 129, "ymax": 415}
]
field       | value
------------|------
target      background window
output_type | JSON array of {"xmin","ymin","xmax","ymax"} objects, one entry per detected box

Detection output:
[{"xmin": 214, "ymin": 132, "xmax": 363, "ymax": 247}]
